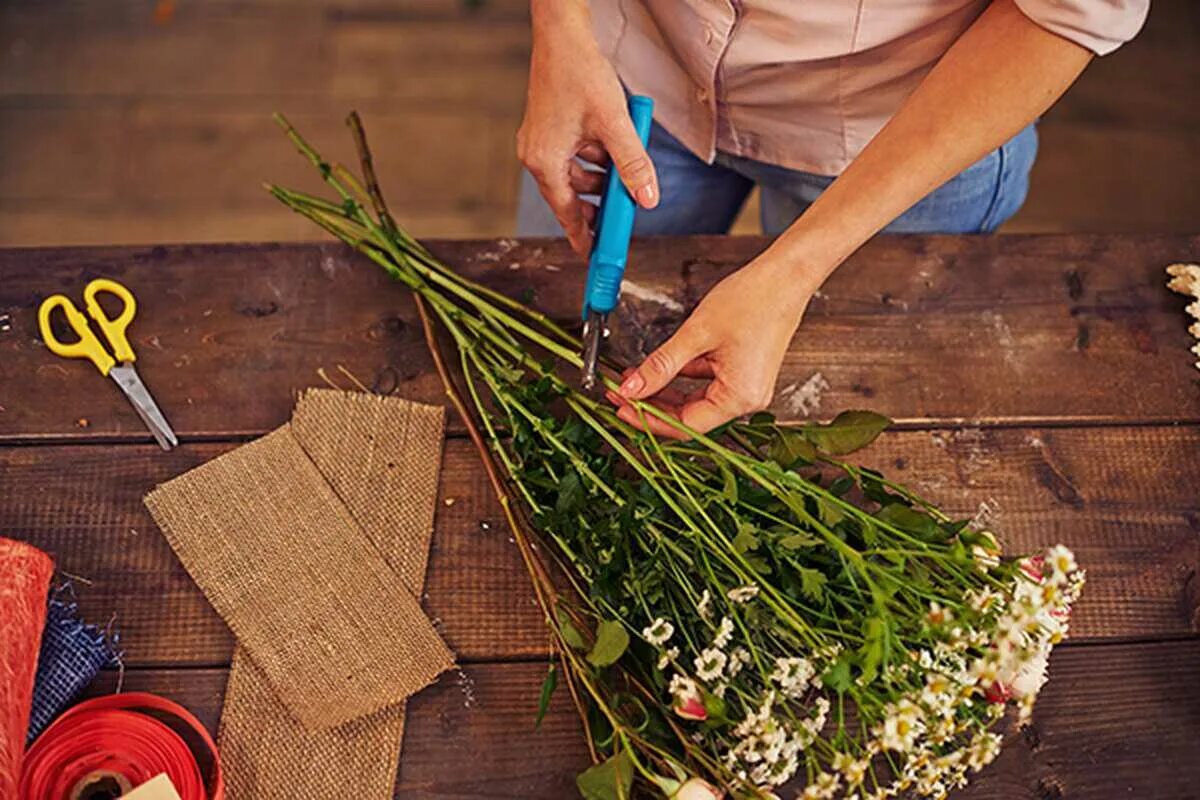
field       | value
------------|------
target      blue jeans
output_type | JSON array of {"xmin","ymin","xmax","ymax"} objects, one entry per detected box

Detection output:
[{"xmin": 517, "ymin": 121, "xmax": 1038, "ymax": 236}]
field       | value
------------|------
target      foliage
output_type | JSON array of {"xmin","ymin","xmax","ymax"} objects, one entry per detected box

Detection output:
[{"xmin": 270, "ymin": 114, "xmax": 1085, "ymax": 800}]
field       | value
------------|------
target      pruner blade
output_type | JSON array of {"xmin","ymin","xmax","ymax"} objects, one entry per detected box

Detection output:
[{"xmin": 580, "ymin": 309, "xmax": 608, "ymax": 393}]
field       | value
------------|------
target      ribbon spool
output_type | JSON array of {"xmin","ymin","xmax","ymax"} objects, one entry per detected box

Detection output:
[{"xmin": 19, "ymin": 693, "xmax": 224, "ymax": 800}]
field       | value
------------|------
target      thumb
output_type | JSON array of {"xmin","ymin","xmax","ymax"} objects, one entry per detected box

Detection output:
[
  {"xmin": 619, "ymin": 324, "xmax": 708, "ymax": 400},
  {"xmin": 600, "ymin": 115, "xmax": 659, "ymax": 209}
]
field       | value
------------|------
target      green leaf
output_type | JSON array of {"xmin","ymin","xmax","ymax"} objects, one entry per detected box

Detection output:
[
  {"xmin": 555, "ymin": 469, "xmax": 585, "ymax": 515},
  {"xmin": 767, "ymin": 428, "xmax": 817, "ymax": 468},
  {"xmin": 535, "ymin": 664, "xmax": 558, "ymax": 729},
  {"xmin": 797, "ymin": 567, "xmax": 828, "ymax": 601},
  {"xmin": 778, "ymin": 532, "xmax": 820, "ymax": 550},
  {"xmin": 748, "ymin": 411, "xmax": 776, "ymax": 426},
  {"xmin": 860, "ymin": 519, "xmax": 879, "ymax": 547},
  {"xmin": 701, "ymin": 688, "xmax": 729, "ymax": 727},
  {"xmin": 858, "ymin": 615, "xmax": 888, "ymax": 685},
  {"xmin": 745, "ymin": 554, "xmax": 773, "ymax": 575},
  {"xmin": 821, "ymin": 655, "xmax": 853, "ymax": 693},
  {"xmin": 817, "ymin": 497, "xmax": 844, "ymax": 526},
  {"xmin": 587, "ymin": 620, "xmax": 630, "ymax": 667},
  {"xmin": 803, "ymin": 410, "xmax": 892, "ymax": 455},
  {"xmin": 557, "ymin": 608, "xmax": 587, "ymax": 651},
  {"xmin": 876, "ymin": 503, "xmax": 941, "ymax": 539},
  {"xmin": 576, "ymin": 751, "xmax": 634, "ymax": 800},
  {"xmin": 719, "ymin": 462, "xmax": 738, "ymax": 503},
  {"xmin": 733, "ymin": 522, "xmax": 760, "ymax": 554},
  {"xmin": 829, "ymin": 475, "xmax": 856, "ymax": 496}
]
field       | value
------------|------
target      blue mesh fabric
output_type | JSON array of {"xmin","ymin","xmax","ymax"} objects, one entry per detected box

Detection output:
[{"xmin": 26, "ymin": 595, "xmax": 120, "ymax": 742}]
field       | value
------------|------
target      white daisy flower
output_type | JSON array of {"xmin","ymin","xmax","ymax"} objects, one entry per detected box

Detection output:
[
  {"xmin": 641, "ymin": 617, "xmax": 674, "ymax": 646},
  {"xmin": 727, "ymin": 585, "xmax": 759, "ymax": 603},
  {"xmin": 770, "ymin": 656, "xmax": 815, "ymax": 698},
  {"xmin": 694, "ymin": 647, "xmax": 728, "ymax": 682},
  {"xmin": 712, "ymin": 616, "xmax": 735, "ymax": 649},
  {"xmin": 727, "ymin": 647, "xmax": 751, "ymax": 678},
  {"xmin": 1045, "ymin": 544, "xmax": 1078, "ymax": 582}
]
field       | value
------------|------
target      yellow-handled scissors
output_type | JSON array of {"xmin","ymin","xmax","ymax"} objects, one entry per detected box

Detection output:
[{"xmin": 38, "ymin": 278, "xmax": 178, "ymax": 450}]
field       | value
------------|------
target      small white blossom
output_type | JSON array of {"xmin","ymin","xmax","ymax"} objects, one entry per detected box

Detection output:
[
  {"xmin": 727, "ymin": 585, "xmax": 759, "ymax": 603},
  {"xmin": 669, "ymin": 674, "xmax": 698, "ymax": 704},
  {"xmin": 966, "ymin": 732, "xmax": 1003, "ymax": 771},
  {"xmin": 697, "ymin": 589, "xmax": 713, "ymax": 620},
  {"xmin": 770, "ymin": 656, "xmax": 815, "ymax": 698},
  {"xmin": 927, "ymin": 601, "xmax": 954, "ymax": 626},
  {"xmin": 1045, "ymin": 544, "xmax": 1078, "ymax": 584},
  {"xmin": 712, "ymin": 616, "xmax": 735, "ymax": 649},
  {"xmin": 801, "ymin": 772, "xmax": 841, "ymax": 799},
  {"xmin": 657, "ymin": 646, "xmax": 680, "ymax": 670},
  {"xmin": 642, "ymin": 617, "xmax": 674, "ymax": 646},
  {"xmin": 727, "ymin": 647, "xmax": 751, "ymax": 678},
  {"xmin": 877, "ymin": 699, "xmax": 924, "ymax": 752},
  {"xmin": 694, "ymin": 647, "xmax": 728, "ymax": 682}
]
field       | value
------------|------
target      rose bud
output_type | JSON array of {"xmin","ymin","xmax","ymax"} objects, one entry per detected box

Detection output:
[
  {"xmin": 673, "ymin": 777, "xmax": 724, "ymax": 800},
  {"xmin": 673, "ymin": 694, "xmax": 708, "ymax": 721},
  {"xmin": 984, "ymin": 681, "xmax": 1012, "ymax": 704}
]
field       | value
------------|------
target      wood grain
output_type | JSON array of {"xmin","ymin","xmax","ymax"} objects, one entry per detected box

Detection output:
[
  {"xmin": 1, "ymin": 236, "xmax": 1197, "ymax": 442},
  {"xmin": 3, "ymin": 424, "xmax": 1195, "ymax": 667},
  {"xmin": 84, "ymin": 638, "xmax": 1200, "ymax": 799}
]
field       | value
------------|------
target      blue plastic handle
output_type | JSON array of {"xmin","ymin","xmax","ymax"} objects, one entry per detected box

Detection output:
[{"xmin": 582, "ymin": 94, "xmax": 654, "ymax": 319}]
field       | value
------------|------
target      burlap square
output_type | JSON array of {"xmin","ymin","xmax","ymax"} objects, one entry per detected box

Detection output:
[
  {"xmin": 145, "ymin": 425, "xmax": 453, "ymax": 731},
  {"xmin": 214, "ymin": 391, "xmax": 449, "ymax": 799}
]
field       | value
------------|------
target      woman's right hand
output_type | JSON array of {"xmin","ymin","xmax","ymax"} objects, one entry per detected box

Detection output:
[{"xmin": 517, "ymin": 0, "xmax": 659, "ymax": 256}]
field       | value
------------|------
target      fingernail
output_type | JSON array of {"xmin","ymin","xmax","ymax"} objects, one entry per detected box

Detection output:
[
  {"xmin": 619, "ymin": 371, "xmax": 645, "ymax": 397},
  {"xmin": 637, "ymin": 184, "xmax": 657, "ymax": 208}
]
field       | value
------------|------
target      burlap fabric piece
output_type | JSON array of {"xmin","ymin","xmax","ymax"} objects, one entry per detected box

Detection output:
[
  {"xmin": 145, "ymin": 425, "xmax": 453, "ymax": 731},
  {"xmin": 217, "ymin": 391, "xmax": 449, "ymax": 799}
]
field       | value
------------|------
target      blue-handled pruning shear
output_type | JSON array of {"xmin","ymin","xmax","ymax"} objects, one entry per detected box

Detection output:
[{"xmin": 580, "ymin": 94, "xmax": 655, "ymax": 392}]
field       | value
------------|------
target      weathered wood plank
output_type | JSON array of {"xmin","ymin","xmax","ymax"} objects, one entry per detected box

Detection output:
[
  {"xmin": 3, "ymin": 425, "xmax": 1195, "ymax": 667},
  {"xmin": 83, "ymin": 639, "xmax": 1200, "ymax": 799},
  {"xmin": 1, "ymin": 236, "xmax": 1197, "ymax": 442}
]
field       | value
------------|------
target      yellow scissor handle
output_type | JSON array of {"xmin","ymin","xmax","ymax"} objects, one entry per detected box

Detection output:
[
  {"xmin": 38, "ymin": 294, "xmax": 117, "ymax": 376},
  {"xmin": 82, "ymin": 278, "xmax": 137, "ymax": 364}
]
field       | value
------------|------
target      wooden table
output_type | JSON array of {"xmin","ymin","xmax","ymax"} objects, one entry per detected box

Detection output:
[{"xmin": 2, "ymin": 235, "xmax": 1198, "ymax": 798}]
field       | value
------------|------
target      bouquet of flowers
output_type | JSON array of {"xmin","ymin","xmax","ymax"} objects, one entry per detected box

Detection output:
[{"xmin": 269, "ymin": 114, "xmax": 1084, "ymax": 800}]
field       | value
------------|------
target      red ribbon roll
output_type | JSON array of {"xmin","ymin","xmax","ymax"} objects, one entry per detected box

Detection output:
[
  {"xmin": 19, "ymin": 692, "xmax": 224, "ymax": 800},
  {"xmin": 0, "ymin": 538, "xmax": 54, "ymax": 799}
]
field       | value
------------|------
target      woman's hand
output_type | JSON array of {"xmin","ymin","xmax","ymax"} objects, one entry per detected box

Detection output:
[
  {"xmin": 608, "ymin": 255, "xmax": 815, "ymax": 438},
  {"xmin": 517, "ymin": 0, "xmax": 659, "ymax": 256}
]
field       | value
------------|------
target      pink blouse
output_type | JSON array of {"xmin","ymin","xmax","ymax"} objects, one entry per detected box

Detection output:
[{"xmin": 591, "ymin": 0, "xmax": 1149, "ymax": 175}]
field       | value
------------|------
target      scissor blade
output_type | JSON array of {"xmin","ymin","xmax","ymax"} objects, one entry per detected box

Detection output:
[
  {"xmin": 109, "ymin": 364, "xmax": 178, "ymax": 450},
  {"xmin": 580, "ymin": 310, "xmax": 607, "ymax": 394}
]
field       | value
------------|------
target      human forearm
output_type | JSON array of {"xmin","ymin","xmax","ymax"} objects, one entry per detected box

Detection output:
[{"xmin": 765, "ymin": 0, "xmax": 1093, "ymax": 290}]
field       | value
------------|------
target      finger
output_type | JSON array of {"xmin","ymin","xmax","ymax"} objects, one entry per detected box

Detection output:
[
  {"xmin": 618, "ymin": 323, "xmax": 710, "ymax": 401},
  {"xmin": 581, "ymin": 202, "xmax": 597, "ymax": 228},
  {"xmin": 569, "ymin": 161, "xmax": 605, "ymax": 195},
  {"xmin": 678, "ymin": 379, "xmax": 756, "ymax": 434},
  {"xmin": 605, "ymin": 383, "xmax": 687, "ymax": 408},
  {"xmin": 678, "ymin": 357, "xmax": 715, "ymax": 380},
  {"xmin": 543, "ymin": 179, "xmax": 592, "ymax": 255},
  {"xmin": 577, "ymin": 141, "xmax": 609, "ymax": 166},
  {"xmin": 597, "ymin": 115, "xmax": 659, "ymax": 208}
]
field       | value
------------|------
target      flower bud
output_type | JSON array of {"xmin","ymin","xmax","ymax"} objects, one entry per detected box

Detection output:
[
  {"xmin": 673, "ymin": 695, "xmax": 708, "ymax": 721},
  {"xmin": 673, "ymin": 777, "xmax": 724, "ymax": 800}
]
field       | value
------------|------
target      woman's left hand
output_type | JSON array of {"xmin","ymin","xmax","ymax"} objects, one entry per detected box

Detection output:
[{"xmin": 607, "ymin": 254, "xmax": 815, "ymax": 438}]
